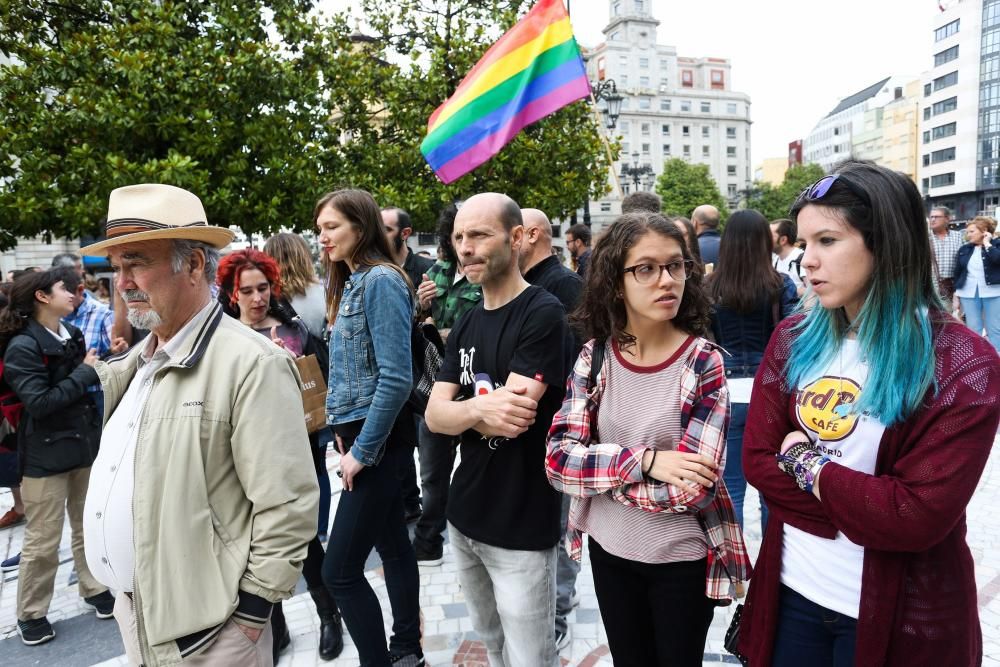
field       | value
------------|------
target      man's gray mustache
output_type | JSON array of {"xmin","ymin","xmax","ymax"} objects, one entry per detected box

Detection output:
[{"xmin": 122, "ymin": 289, "xmax": 150, "ymax": 303}]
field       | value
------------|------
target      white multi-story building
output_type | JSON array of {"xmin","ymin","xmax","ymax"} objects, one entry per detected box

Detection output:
[
  {"xmin": 802, "ymin": 76, "xmax": 916, "ymax": 173},
  {"xmin": 580, "ymin": 0, "xmax": 751, "ymax": 228},
  {"xmin": 919, "ymin": 0, "xmax": 1000, "ymax": 218}
]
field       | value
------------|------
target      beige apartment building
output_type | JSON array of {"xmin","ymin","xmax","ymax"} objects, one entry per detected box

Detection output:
[{"xmin": 881, "ymin": 79, "xmax": 921, "ymax": 181}]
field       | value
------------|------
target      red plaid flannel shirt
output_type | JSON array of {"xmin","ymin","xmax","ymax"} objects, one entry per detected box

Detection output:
[{"xmin": 545, "ymin": 337, "xmax": 752, "ymax": 601}]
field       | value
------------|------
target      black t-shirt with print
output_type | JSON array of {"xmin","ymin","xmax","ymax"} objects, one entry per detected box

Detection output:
[{"xmin": 437, "ymin": 285, "xmax": 569, "ymax": 550}]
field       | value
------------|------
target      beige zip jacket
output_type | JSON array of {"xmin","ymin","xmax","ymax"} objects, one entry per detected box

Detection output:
[{"xmin": 94, "ymin": 303, "xmax": 319, "ymax": 666}]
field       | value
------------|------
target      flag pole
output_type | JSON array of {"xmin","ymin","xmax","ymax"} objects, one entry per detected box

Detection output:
[{"xmin": 589, "ymin": 93, "xmax": 624, "ymax": 199}]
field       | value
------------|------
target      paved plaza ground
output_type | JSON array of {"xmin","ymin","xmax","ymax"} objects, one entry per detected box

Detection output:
[{"xmin": 1, "ymin": 432, "xmax": 999, "ymax": 666}]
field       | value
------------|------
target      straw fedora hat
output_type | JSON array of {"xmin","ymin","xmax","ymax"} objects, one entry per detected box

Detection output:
[{"xmin": 79, "ymin": 184, "xmax": 235, "ymax": 256}]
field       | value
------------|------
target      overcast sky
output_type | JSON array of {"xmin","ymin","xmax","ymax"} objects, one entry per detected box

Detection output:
[{"xmin": 318, "ymin": 0, "xmax": 943, "ymax": 166}]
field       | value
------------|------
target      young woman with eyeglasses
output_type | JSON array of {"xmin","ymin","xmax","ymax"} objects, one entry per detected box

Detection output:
[
  {"xmin": 545, "ymin": 211, "xmax": 750, "ymax": 667},
  {"xmin": 738, "ymin": 160, "xmax": 1000, "ymax": 666}
]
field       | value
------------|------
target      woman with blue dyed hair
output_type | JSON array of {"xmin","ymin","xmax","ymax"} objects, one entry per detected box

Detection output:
[{"xmin": 736, "ymin": 160, "xmax": 1000, "ymax": 667}]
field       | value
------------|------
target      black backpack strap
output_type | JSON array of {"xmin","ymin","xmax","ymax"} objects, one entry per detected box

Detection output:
[{"xmin": 588, "ymin": 339, "xmax": 606, "ymax": 390}]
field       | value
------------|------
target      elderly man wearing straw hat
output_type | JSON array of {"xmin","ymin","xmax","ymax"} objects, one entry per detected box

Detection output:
[{"xmin": 80, "ymin": 184, "xmax": 318, "ymax": 666}]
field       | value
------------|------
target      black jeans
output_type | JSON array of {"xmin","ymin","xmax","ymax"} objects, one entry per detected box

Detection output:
[
  {"xmin": 322, "ymin": 420, "xmax": 421, "ymax": 666},
  {"xmin": 589, "ymin": 536, "xmax": 715, "ymax": 667},
  {"xmin": 771, "ymin": 585, "xmax": 857, "ymax": 667},
  {"xmin": 393, "ymin": 406, "xmax": 421, "ymax": 513},
  {"xmin": 413, "ymin": 419, "xmax": 457, "ymax": 551}
]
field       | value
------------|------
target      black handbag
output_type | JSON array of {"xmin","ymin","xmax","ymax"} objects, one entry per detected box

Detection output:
[{"xmin": 724, "ymin": 602, "xmax": 749, "ymax": 665}]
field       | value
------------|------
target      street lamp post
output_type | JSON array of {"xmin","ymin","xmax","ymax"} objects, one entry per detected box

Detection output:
[
  {"xmin": 581, "ymin": 79, "xmax": 623, "ymax": 226},
  {"xmin": 620, "ymin": 152, "xmax": 654, "ymax": 194}
]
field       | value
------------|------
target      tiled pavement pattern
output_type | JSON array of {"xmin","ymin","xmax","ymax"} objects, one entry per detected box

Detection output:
[{"xmin": 1, "ymin": 432, "xmax": 998, "ymax": 666}]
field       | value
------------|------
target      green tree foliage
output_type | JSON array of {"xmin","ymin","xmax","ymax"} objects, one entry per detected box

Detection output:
[
  {"xmin": 325, "ymin": 0, "xmax": 614, "ymax": 230},
  {"xmin": 0, "ymin": 0, "xmax": 614, "ymax": 247},
  {"xmin": 0, "ymin": 0, "xmax": 330, "ymax": 248},
  {"xmin": 655, "ymin": 158, "xmax": 729, "ymax": 220},
  {"xmin": 745, "ymin": 163, "xmax": 826, "ymax": 221}
]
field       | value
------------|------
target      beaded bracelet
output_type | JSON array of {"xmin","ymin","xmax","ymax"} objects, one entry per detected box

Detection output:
[{"xmin": 777, "ymin": 442, "xmax": 829, "ymax": 493}]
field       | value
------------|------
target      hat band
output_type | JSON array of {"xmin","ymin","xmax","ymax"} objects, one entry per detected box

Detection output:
[{"xmin": 106, "ymin": 218, "xmax": 209, "ymax": 238}]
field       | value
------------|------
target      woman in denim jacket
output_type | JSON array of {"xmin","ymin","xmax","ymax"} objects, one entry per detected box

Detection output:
[
  {"xmin": 315, "ymin": 188, "xmax": 422, "ymax": 667},
  {"xmin": 707, "ymin": 210, "xmax": 797, "ymax": 532}
]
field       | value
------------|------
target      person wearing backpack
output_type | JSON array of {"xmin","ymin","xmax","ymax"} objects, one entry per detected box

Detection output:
[{"xmin": 0, "ymin": 269, "xmax": 114, "ymax": 646}]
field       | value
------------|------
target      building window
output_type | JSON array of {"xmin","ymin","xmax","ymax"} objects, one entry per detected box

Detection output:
[
  {"xmin": 934, "ymin": 45, "xmax": 959, "ymax": 66},
  {"xmin": 931, "ymin": 96, "xmax": 958, "ymax": 116},
  {"xmin": 728, "ymin": 184, "xmax": 738, "ymax": 196},
  {"xmin": 621, "ymin": 141, "xmax": 630, "ymax": 153},
  {"xmin": 660, "ymin": 58, "xmax": 669, "ymax": 70},
  {"xmin": 931, "ymin": 122, "xmax": 957, "ymax": 140},
  {"xmin": 641, "ymin": 123, "xmax": 650, "ymax": 136},
  {"xmin": 931, "ymin": 146, "xmax": 956, "ymax": 163},
  {"xmin": 639, "ymin": 97, "xmax": 651, "ymax": 109},
  {"xmin": 682, "ymin": 125, "xmax": 690, "ymax": 137},
  {"xmin": 710, "ymin": 70, "xmax": 725, "ymax": 90},
  {"xmin": 640, "ymin": 76, "xmax": 650, "ymax": 88},
  {"xmin": 663, "ymin": 144, "xmax": 671, "ymax": 155},
  {"xmin": 681, "ymin": 70, "xmax": 694, "ymax": 87},
  {"xmin": 683, "ymin": 145, "xmax": 691, "ymax": 157},
  {"xmin": 612, "ymin": 1, "xmax": 622, "ymax": 16},
  {"xmin": 661, "ymin": 124, "xmax": 670, "ymax": 136},
  {"xmin": 923, "ymin": 154, "xmax": 931, "ymax": 166},
  {"xmin": 923, "ymin": 130, "xmax": 931, "ymax": 144},
  {"xmin": 727, "ymin": 146, "xmax": 736, "ymax": 157},
  {"xmin": 660, "ymin": 99, "xmax": 671, "ymax": 111},
  {"xmin": 701, "ymin": 126, "xmax": 709, "ymax": 138},
  {"xmin": 924, "ymin": 107, "xmax": 932, "ymax": 121},
  {"xmin": 635, "ymin": 0, "xmax": 645, "ymax": 11},
  {"xmin": 620, "ymin": 74, "xmax": 629, "ymax": 88},
  {"xmin": 727, "ymin": 165, "xmax": 737, "ymax": 176},
  {"xmin": 726, "ymin": 103, "xmax": 738, "ymax": 114},
  {"xmin": 922, "ymin": 177, "xmax": 930, "ymax": 193},
  {"xmin": 931, "ymin": 172, "xmax": 956, "ymax": 187},
  {"xmin": 619, "ymin": 120, "xmax": 630, "ymax": 133},
  {"xmin": 639, "ymin": 57, "xmax": 649, "ymax": 69},
  {"xmin": 609, "ymin": 30, "xmax": 620, "ymax": 41},
  {"xmin": 701, "ymin": 102, "xmax": 711, "ymax": 113},
  {"xmin": 680, "ymin": 100, "xmax": 691, "ymax": 112},
  {"xmin": 934, "ymin": 19, "xmax": 959, "ymax": 42},
  {"xmin": 600, "ymin": 202, "xmax": 612, "ymax": 212},
  {"xmin": 726, "ymin": 126, "xmax": 737, "ymax": 139},
  {"xmin": 620, "ymin": 97, "xmax": 629, "ymax": 110},
  {"xmin": 934, "ymin": 71, "xmax": 958, "ymax": 91},
  {"xmin": 642, "ymin": 143, "xmax": 650, "ymax": 154},
  {"xmin": 924, "ymin": 83, "xmax": 932, "ymax": 97},
  {"xmin": 619, "ymin": 55, "xmax": 628, "ymax": 67},
  {"xmin": 987, "ymin": 1, "xmax": 1000, "ymax": 28}
]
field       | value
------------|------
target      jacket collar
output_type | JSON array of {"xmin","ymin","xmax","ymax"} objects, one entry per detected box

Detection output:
[
  {"xmin": 523, "ymin": 254, "xmax": 561, "ymax": 282},
  {"xmin": 106, "ymin": 301, "xmax": 223, "ymax": 370},
  {"xmin": 23, "ymin": 319, "xmax": 73, "ymax": 356}
]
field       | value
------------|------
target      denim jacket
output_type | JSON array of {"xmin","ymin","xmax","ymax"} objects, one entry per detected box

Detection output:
[
  {"xmin": 709, "ymin": 274, "xmax": 797, "ymax": 379},
  {"xmin": 326, "ymin": 264, "xmax": 413, "ymax": 466},
  {"xmin": 953, "ymin": 239, "xmax": 1000, "ymax": 289}
]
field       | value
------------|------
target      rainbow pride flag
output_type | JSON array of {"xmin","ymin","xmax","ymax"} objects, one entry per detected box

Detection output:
[{"xmin": 420, "ymin": 0, "xmax": 591, "ymax": 184}]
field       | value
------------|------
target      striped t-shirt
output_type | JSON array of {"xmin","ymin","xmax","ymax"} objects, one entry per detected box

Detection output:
[{"xmin": 575, "ymin": 336, "xmax": 708, "ymax": 564}]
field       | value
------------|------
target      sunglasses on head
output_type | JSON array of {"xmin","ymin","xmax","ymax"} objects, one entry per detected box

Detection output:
[{"xmin": 800, "ymin": 174, "xmax": 871, "ymax": 207}]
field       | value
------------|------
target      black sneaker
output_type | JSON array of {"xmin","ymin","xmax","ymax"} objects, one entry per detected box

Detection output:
[
  {"xmin": 84, "ymin": 591, "xmax": 115, "ymax": 619},
  {"xmin": 413, "ymin": 542, "xmax": 443, "ymax": 566},
  {"xmin": 390, "ymin": 651, "xmax": 425, "ymax": 667},
  {"xmin": 17, "ymin": 617, "xmax": 55, "ymax": 645}
]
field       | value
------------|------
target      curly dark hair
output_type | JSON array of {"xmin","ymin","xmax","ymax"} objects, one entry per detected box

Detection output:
[{"xmin": 571, "ymin": 211, "xmax": 710, "ymax": 349}]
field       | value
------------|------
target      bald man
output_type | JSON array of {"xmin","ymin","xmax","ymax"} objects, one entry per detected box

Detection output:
[
  {"xmin": 519, "ymin": 208, "xmax": 583, "ymax": 649},
  {"xmin": 426, "ymin": 193, "xmax": 568, "ymax": 666},
  {"xmin": 692, "ymin": 204, "xmax": 722, "ymax": 265}
]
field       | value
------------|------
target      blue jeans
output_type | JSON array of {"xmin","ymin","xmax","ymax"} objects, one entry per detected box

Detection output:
[
  {"xmin": 322, "ymin": 420, "xmax": 421, "ymax": 666},
  {"xmin": 772, "ymin": 585, "xmax": 857, "ymax": 667},
  {"xmin": 555, "ymin": 493, "xmax": 581, "ymax": 635},
  {"xmin": 960, "ymin": 294, "xmax": 1000, "ymax": 352},
  {"xmin": 723, "ymin": 402, "xmax": 768, "ymax": 532}
]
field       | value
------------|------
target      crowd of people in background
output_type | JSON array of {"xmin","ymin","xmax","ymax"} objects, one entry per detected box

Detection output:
[{"xmin": 0, "ymin": 158, "xmax": 998, "ymax": 667}]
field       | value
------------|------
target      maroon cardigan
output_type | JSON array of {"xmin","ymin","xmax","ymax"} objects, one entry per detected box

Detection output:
[{"xmin": 739, "ymin": 312, "xmax": 1000, "ymax": 667}]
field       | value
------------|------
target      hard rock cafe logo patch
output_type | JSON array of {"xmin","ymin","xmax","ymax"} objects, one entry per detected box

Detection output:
[{"xmin": 795, "ymin": 376, "xmax": 862, "ymax": 442}]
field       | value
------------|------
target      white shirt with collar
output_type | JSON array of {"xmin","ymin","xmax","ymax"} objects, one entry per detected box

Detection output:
[{"xmin": 84, "ymin": 300, "xmax": 215, "ymax": 593}]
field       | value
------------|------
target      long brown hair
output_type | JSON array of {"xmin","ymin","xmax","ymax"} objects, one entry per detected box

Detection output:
[
  {"xmin": 706, "ymin": 209, "xmax": 785, "ymax": 314},
  {"xmin": 314, "ymin": 188, "xmax": 411, "ymax": 324},
  {"xmin": 0, "ymin": 270, "xmax": 63, "ymax": 353},
  {"xmin": 263, "ymin": 232, "xmax": 318, "ymax": 298},
  {"xmin": 572, "ymin": 211, "xmax": 709, "ymax": 350}
]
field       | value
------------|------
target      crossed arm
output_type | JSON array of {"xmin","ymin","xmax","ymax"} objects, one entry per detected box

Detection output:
[{"xmin": 425, "ymin": 372, "xmax": 548, "ymax": 439}]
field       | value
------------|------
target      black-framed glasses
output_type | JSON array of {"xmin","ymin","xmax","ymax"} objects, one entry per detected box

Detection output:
[
  {"xmin": 624, "ymin": 260, "xmax": 694, "ymax": 284},
  {"xmin": 799, "ymin": 174, "xmax": 871, "ymax": 207}
]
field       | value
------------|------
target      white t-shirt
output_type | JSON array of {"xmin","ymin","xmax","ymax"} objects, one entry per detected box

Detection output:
[
  {"xmin": 774, "ymin": 248, "xmax": 805, "ymax": 292},
  {"xmin": 780, "ymin": 338, "xmax": 885, "ymax": 619}
]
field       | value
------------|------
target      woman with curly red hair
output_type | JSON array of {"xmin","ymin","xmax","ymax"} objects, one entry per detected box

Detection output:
[{"xmin": 216, "ymin": 248, "xmax": 345, "ymax": 662}]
